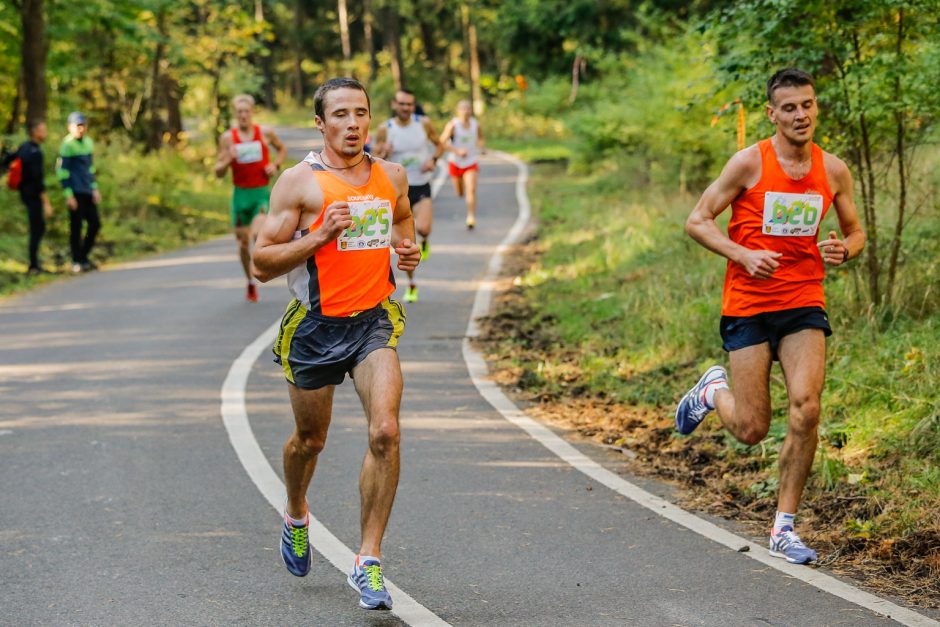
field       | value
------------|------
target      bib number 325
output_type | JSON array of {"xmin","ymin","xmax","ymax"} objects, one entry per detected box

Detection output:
[{"xmin": 337, "ymin": 200, "xmax": 392, "ymax": 251}]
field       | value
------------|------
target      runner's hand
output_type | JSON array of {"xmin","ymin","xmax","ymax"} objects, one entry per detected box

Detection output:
[
  {"xmin": 395, "ymin": 238, "xmax": 421, "ymax": 271},
  {"xmin": 264, "ymin": 163, "xmax": 277, "ymax": 177},
  {"xmin": 456, "ymin": 148, "xmax": 468, "ymax": 158},
  {"xmin": 92, "ymin": 189, "xmax": 102, "ymax": 205},
  {"xmin": 818, "ymin": 231, "xmax": 847, "ymax": 266},
  {"xmin": 739, "ymin": 248, "xmax": 782, "ymax": 279},
  {"xmin": 420, "ymin": 158, "xmax": 436, "ymax": 173},
  {"xmin": 320, "ymin": 201, "xmax": 353, "ymax": 240},
  {"xmin": 67, "ymin": 196, "xmax": 78, "ymax": 211}
]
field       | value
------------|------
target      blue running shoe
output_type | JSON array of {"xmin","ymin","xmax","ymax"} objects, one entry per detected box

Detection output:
[
  {"xmin": 675, "ymin": 365, "xmax": 727, "ymax": 435},
  {"xmin": 280, "ymin": 512, "xmax": 311, "ymax": 577},
  {"xmin": 769, "ymin": 527, "xmax": 818, "ymax": 564},
  {"xmin": 347, "ymin": 557, "xmax": 393, "ymax": 610}
]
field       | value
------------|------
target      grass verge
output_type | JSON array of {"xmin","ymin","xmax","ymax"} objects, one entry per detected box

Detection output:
[{"xmin": 477, "ymin": 156, "xmax": 939, "ymax": 609}]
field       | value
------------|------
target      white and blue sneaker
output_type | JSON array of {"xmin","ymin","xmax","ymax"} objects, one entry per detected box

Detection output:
[
  {"xmin": 280, "ymin": 512, "xmax": 311, "ymax": 577},
  {"xmin": 769, "ymin": 527, "xmax": 818, "ymax": 564},
  {"xmin": 675, "ymin": 365, "xmax": 728, "ymax": 435},
  {"xmin": 348, "ymin": 556, "xmax": 393, "ymax": 610}
]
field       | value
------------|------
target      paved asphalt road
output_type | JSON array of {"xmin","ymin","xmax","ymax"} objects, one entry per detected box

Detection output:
[{"xmin": 1, "ymin": 126, "xmax": 936, "ymax": 626}]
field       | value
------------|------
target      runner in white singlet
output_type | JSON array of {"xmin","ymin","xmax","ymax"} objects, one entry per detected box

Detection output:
[
  {"xmin": 440, "ymin": 100, "xmax": 485, "ymax": 229},
  {"xmin": 373, "ymin": 89, "xmax": 443, "ymax": 303}
]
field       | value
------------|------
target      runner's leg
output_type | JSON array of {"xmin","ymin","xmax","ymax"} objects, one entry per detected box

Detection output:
[
  {"xmin": 283, "ymin": 383, "xmax": 335, "ymax": 519},
  {"xmin": 464, "ymin": 168, "xmax": 479, "ymax": 224},
  {"xmin": 713, "ymin": 342, "xmax": 773, "ymax": 445},
  {"xmin": 351, "ymin": 348, "xmax": 403, "ymax": 558},
  {"xmin": 234, "ymin": 226, "xmax": 252, "ymax": 279},
  {"xmin": 775, "ymin": 329, "xmax": 826, "ymax": 514},
  {"xmin": 451, "ymin": 173, "xmax": 465, "ymax": 197}
]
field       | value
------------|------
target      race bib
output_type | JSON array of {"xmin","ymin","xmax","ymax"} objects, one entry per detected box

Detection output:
[
  {"xmin": 337, "ymin": 200, "xmax": 393, "ymax": 251},
  {"xmin": 762, "ymin": 192, "xmax": 823, "ymax": 236},
  {"xmin": 235, "ymin": 140, "xmax": 263, "ymax": 164}
]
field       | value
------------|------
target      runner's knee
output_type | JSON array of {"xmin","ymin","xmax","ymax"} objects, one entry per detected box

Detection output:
[
  {"xmin": 788, "ymin": 395, "xmax": 821, "ymax": 435},
  {"xmin": 368, "ymin": 417, "xmax": 400, "ymax": 456},
  {"xmin": 736, "ymin": 421, "xmax": 770, "ymax": 446},
  {"xmin": 292, "ymin": 431, "xmax": 326, "ymax": 458}
]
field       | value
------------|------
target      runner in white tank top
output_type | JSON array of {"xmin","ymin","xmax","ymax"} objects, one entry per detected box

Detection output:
[
  {"xmin": 441, "ymin": 100, "xmax": 485, "ymax": 229},
  {"xmin": 374, "ymin": 89, "xmax": 443, "ymax": 303}
]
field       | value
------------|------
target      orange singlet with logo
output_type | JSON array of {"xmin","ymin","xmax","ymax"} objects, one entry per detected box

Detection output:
[
  {"xmin": 288, "ymin": 153, "xmax": 397, "ymax": 317},
  {"xmin": 722, "ymin": 139, "xmax": 834, "ymax": 317}
]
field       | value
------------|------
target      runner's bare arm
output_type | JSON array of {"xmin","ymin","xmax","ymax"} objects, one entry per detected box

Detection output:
[
  {"xmin": 214, "ymin": 131, "xmax": 233, "ymax": 177},
  {"xmin": 423, "ymin": 117, "xmax": 444, "ymax": 160},
  {"xmin": 439, "ymin": 120, "xmax": 458, "ymax": 155},
  {"xmin": 381, "ymin": 160, "xmax": 420, "ymax": 271},
  {"xmin": 686, "ymin": 146, "xmax": 782, "ymax": 279},
  {"xmin": 477, "ymin": 121, "xmax": 486, "ymax": 152},
  {"xmin": 251, "ymin": 164, "xmax": 350, "ymax": 282},
  {"xmin": 818, "ymin": 154, "xmax": 866, "ymax": 266},
  {"xmin": 373, "ymin": 125, "xmax": 391, "ymax": 159},
  {"xmin": 264, "ymin": 127, "xmax": 289, "ymax": 171}
]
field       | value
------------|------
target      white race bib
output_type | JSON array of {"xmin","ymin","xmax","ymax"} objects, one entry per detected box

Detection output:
[
  {"xmin": 235, "ymin": 140, "xmax": 263, "ymax": 164},
  {"xmin": 762, "ymin": 192, "xmax": 823, "ymax": 236},
  {"xmin": 337, "ymin": 200, "xmax": 393, "ymax": 251}
]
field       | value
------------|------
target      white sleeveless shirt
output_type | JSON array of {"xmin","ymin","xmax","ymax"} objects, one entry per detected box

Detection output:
[
  {"xmin": 447, "ymin": 117, "xmax": 480, "ymax": 169},
  {"xmin": 385, "ymin": 115, "xmax": 432, "ymax": 186}
]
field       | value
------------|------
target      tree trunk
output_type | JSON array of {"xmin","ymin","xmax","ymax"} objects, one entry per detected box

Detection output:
[
  {"xmin": 363, "ymin": 0, "xmax": 377, "ymax": 83},
  {"xmin": 467, "ymin": 8, "xmax": 484, "ymax": 115},
  {"xmin": 384, "ymin": 7, "xmax": 405, "ymax": 90},
  {"xmin": 255, "ymin": 0, "xmax": 277, "ymax": 109},
  {"xmin": 886, "ymin": 8, "xmax": 907, "ymax": 307},
  {"xmin": 293, "ymin": 0, "xmax": 307, "ymax": 102},
  {"xmin": 6, "ymin": 72, "xmax": 22, "ymax": 134},
  {"xmin": 851, "ymin": 31, "xmax": 880, "ymax": 306},
  {"xmin": 338, "ymin": 0, "xmax": 351, "ymax": 62},
  {"xmin": 419, "ymin": 17, "xmax": 439, "ymax": 64},
  {"xmin": 164, "ymin": 75, "xmax": 183, "ymax": 146},
  {"xmin": 146, "ymin": 9, "xmax": 168, "ymax": 151},
  {"xmin": 21, "ymin": 0, "xmax": 48, "ymax": 124},
  {"xmin": 569, "ymin": 55, "xmax": 586, "ymax": 104}
]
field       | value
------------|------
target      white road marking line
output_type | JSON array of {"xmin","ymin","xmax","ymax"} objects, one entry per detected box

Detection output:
[
  {"xmin": 219, "ymin": 166, "xmax": 453, "ymax": 626},
  {"xmin": 461, "ymin": 151, "xmax": 938, "ymax": 627}
]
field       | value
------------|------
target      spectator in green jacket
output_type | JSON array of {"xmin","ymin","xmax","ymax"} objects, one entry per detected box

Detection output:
[{"xmin": 56, "ymin": 112, "xmax": 101, "ymax": 273}]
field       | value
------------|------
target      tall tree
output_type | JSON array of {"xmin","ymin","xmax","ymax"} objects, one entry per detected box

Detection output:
[
  {"xmin": 338, "ymin": 0, "xmax": 351, "ymax": 63},
  {"xmin": 19, "ymin": 0, "xmax": 47, "ymax": 123},
  {"xmin": 383, "ymin": 5, "xmax": 405, "ymax": 90}
]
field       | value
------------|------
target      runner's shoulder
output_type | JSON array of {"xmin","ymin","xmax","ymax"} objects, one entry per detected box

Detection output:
[
  {"xmin": 372, "ymin": 156, "xmax": 408, "ymax": 189},
  {"xmin": 821, "ymin": 149, "xmax": 850, "ymax": 178},
  {"xmin": 722, "ymin": 143, "xmax": 761, "ymax": 184}
]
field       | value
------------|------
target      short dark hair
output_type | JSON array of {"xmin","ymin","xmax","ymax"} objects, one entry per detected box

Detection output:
[
  {"xmin": 314, "ymin": 77, "xmax": 371, "ymax": 120},
  {"xmin": 396, "ymin": 88, "xmax": 415, "ymax": 98},
  {"xmin": 26, "ymin": 118, "xmax": 45, "ymax": 134},
  {"xmin": 767, "ymin": 68, "xmax": 815, "ymax": 105}
]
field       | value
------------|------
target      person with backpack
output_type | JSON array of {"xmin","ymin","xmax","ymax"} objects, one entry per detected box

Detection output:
[
  {"xmin": 57, "ymin": 111, "xmax": 102, "ymax": 274},
  {"xmin": 2, "ymin": 119, "xmax": 54, "ymax": 275}
]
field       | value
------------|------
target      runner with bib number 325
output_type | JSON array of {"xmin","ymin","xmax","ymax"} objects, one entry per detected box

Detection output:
[{"xmin": 676, "ymin": 68, "xmax": 866, "ymax": 565}]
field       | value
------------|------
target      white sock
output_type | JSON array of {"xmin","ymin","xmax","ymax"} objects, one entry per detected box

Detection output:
[
  {"xmin": 287, "ymin": 512, "xmax": 307, "ymax": 527},
  {"xmin": 773, "ymin": 511, "xmax": 796, "ymax": 535},
  {"xmin": 703, "ymin": 380, "xmax": 728, "ymax": 408}
]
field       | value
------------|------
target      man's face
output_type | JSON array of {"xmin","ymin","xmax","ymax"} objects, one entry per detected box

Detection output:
[
  {"xmin": 457, "ymin": 101, "xmax": 471, "ymax": 121},
  {"xmin": 316, "ymin": 88, "xmax": 371, "ymax": 158},
  {"xmin": 32, "ymin": 122, "xmax": 48, "ymax": 143},
  {"xmin": 234, "ymin": 103, "xmax": 253, "ymax": 128},
  {"xmin": 394, "ymin": 91, "xmax": 415, "ymax": 121},
  {"xmin": 767, "ymin": 84, "xmax": 817, "ymax": 146},
  {"xmin": 69, "ymin": 123, "xmax": 87, "ymax": 139}
]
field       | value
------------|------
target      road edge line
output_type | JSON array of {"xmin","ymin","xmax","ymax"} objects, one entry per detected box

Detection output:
[{"xmin": 462, "ymin": 150, "xmax": 937, "ymax": 627}]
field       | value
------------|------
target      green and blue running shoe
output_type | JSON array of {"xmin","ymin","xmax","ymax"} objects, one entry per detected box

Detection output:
[
  {"xmin": 675, "ymin": 365, "xmax": 727, "ymax": 435},
  {"xmin": 347, "ymin": 556, "xmax": 393, "ymax": 610},
  {"xmin": 280, "ymin": 512, "xmax": 311, "ymax": 577},
  {"xmin": 420, "ymin": 239, "xmax": 430, "ymax": 261},
  {"xmin": 769, "ymin": 527, "xmax": 818, "ymax": 564}
]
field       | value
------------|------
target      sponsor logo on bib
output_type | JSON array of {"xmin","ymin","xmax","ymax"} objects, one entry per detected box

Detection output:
[
  {"xmin": 337, "ymin": 199, "xmax": 393, "ymax": 251},
  {"xmin": 762, "ymin": 191, "xmax": 823, "ymax": 236}
]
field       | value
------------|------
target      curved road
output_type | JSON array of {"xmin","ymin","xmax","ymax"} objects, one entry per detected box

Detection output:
[{"xmin": 1, "ymin": 128, "xmax": 936, "ymax": 626}]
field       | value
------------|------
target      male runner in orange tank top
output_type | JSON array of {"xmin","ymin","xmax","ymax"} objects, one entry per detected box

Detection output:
[
  {"xmin": 251, "ymin": 77, "xmax": 420, "ymax": 611},
  {"xmin": 677, "ymin": 69, "xmax": 866, "ymax": 564}
]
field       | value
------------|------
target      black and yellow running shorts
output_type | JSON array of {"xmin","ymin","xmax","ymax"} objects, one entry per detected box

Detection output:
[{"xmin": 273, "ymin": 298, "xmax": 406, "ymax": 390}]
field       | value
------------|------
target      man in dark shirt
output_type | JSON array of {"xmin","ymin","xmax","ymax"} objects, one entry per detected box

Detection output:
[
  {"xmin": 2, "ymin": 119, "xmax": 54, "ymax": 274},
  {"xmin": 56, "ymin": 111, "xmax": 102, "ymax": 273}
]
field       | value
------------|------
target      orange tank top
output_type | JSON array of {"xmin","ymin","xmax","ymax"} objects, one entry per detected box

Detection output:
[
  {"xmin": 290, "ymin": 153, "xmax": 397, "ymax": 317},
  {"xmin": 722, "ymin": 139, "xmax": 834, "ymax": 316}
]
